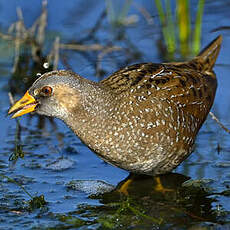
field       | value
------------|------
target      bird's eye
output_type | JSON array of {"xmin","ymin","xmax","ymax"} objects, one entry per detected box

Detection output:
[{"xmin": 41, "ymin": 86, "xmax": 53, "ymax": 96}]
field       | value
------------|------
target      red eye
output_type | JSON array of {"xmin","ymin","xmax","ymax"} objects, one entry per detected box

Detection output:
[{"xmin": 41, "ymin": 86, "xmax": 53, "ymax": 96}]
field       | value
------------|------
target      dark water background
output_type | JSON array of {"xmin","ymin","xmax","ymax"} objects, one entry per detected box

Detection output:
[{"xmin": 0, "ymin": 0, "xmax": 230, "ymax": 229}]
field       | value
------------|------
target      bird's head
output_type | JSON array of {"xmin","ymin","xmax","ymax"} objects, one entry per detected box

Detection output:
[{"xmin": 8, "ymin": 70, "xmax": 83, "ymax": 120}]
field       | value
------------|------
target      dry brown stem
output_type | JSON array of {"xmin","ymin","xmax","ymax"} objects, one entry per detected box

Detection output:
[{"xmin": 209, "ymin": 112, "xmax": 230, "ymax": 134}]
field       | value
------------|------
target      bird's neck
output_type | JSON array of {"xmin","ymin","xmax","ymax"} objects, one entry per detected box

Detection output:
[{"xmin": 64, "ymin": 81, "xmax": 117, "ymax": 146}]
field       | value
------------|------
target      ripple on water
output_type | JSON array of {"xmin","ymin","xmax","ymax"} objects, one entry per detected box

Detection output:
[
  {"xmin": 66, "ymin": 180, "xmax": 115, "ymax": 195},
  {"xmin": 45, "ymin": 157, "xmax": 76, "ymax": 171}
]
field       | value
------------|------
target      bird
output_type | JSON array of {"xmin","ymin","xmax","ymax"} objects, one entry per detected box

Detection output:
[{"xmin": 8, "ymin": 35, "xmax": 222, "ymax": 176}]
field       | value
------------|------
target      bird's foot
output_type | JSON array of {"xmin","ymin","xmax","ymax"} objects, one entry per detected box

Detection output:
[
  {"xmin": 154, "ymin": 176, "xmax": 174, "ymax": 194},
  {"xmin": 118, "ymin": 178, "xmax": 132, "ymax": 195}
]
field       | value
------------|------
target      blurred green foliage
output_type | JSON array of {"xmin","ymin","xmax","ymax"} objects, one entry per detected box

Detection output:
[{"xmin": 154, "ymin": 0, "xmax": 205, "ymax": 60}]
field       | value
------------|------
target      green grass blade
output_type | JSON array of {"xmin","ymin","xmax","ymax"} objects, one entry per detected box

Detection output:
[
  {"xmin": 105, "ymin": 0, "xmax": 133, "ymax": 26},
  {"xmin": 176, "ymin": 0, "xmax": 190, "ymax": 56},
  {"xmin": 155, "ymin": 0, "xmax": 176, "ymax": 56},
  {"xmin": 105, "ymin": 0, "xmax": 115, "ymax": 24},
  {"xmin": 119, "ymin": 0, "xmax": 133, "ymax": 22},
  {"xmin": 193, "ymin": 0, "xmax": 205, "ymax": 55},
  {"xmin": 154, "ymin": 0, "xmax": 166, "ymax": 25},
  {"xmin": 165, "ymin": 0, "xmax": 176, "ymax": 54}
]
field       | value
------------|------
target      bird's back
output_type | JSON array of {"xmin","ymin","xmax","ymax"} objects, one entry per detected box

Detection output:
[
  {"xmin": 99, "ymin": 36, "xmax": 222, "ymax": 175},
  {"xmin": 101, "ymin": 35, "xmax": 222, "ymax": 130}
]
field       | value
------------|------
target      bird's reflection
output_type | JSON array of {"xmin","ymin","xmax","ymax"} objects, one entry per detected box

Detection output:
[{"xmin": 89, "ymin": 173, "xmax": 220, "ymax": 228}]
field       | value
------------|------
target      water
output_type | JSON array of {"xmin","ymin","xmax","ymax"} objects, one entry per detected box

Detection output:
[{"xmin": 0, "ymin": 0, "xmax": 230, "ymax": 229}]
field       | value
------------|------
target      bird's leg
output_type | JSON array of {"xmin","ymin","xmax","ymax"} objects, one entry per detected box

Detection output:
[
  {"xmin": 118, "ymin": 178, "xmax": 133, "ymax": 195},
  {"xmin": 154, "ymin": 176, "xmax": 174, "ymax": 193}
]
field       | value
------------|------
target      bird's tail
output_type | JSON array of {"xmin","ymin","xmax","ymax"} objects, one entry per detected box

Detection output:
[{"xmin": 193, "ymin": 35, "xmax": 222, "ymax": 72}]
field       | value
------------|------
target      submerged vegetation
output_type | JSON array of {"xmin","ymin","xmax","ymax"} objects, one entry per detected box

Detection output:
[
  {"xmin": 42, "ymin": 174, "xmax": 227, "ymax": 229},
  {"xmin": 0, "ymin": 174, "xmax": 47, "ymax": 211},
  {"xmin": 105, "ymin": 0, "xmax": 206, "ymax": 60}
]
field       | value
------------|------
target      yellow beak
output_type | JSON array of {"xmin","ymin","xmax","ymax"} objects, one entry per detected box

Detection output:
[{"xmin": 8, "ymin": 91, "xmax": 38, "ymax": 118}]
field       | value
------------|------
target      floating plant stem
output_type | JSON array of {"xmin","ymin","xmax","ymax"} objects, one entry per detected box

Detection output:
[
  {"xmin": 0, "ymin": 174, "xmax": 33, "ymax": 199},
  {"xmin": 8, "ymin": 92, "xmax": 24, "ymax": 163},
  {"xmin": 127, "ymin": 202, "xmax": 163, "ymax": 224},
  {"xmin": 0, "ymin": 174, "xmax": 47, "ymax": 210},
  {"xmin": 209, "ymin": 112, "xmax": 230, "ymax": 135}
]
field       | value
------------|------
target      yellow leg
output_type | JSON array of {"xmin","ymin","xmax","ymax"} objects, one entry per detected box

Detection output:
[
  {"xmin": 118, "ymin": 178, "xmax": 132, "ymax": 195},
  {"xmin": 154, "ymin": 176, "xmax": 174, "ymax": 193}
]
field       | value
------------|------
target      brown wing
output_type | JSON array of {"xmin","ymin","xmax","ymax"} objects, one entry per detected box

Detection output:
[
  {"xmin": 100, "ymin": 62, "xmax": 217, "ymax": 126},
  {"xmin": 100, "ymin": 63, "xmax": 164, "ymax": 94},
  {"xmin": 101, "ymin": 35, "xmax": 221, "ymax": 123}
]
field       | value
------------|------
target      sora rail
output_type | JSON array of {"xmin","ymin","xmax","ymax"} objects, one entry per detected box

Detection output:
[{"xmin": 8, "ymin": 36, "xmax": 222, "ymax": 176}]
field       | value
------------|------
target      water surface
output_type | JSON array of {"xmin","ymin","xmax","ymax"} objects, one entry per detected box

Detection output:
[{"xmin": 0, "ymin": 0, "xmax": 230, "ymax": 229}]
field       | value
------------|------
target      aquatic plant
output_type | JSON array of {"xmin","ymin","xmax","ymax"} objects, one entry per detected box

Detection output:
[
  {"xmin": 0, "ymin": 174, "xmax": 47, "ymax": 211},
  {"xmin": 105, "ymin": 0, "xmax": 136, "ymax": 26},
  {"xmin": 154, "ymin": 0, "xmax": 205, "ymax": 60}
]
